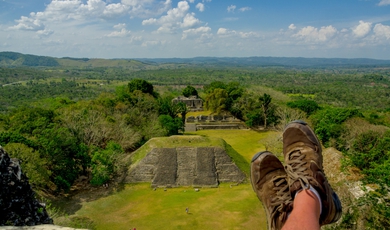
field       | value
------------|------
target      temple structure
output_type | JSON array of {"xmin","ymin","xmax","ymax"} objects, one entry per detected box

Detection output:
[{"xmin": 172, "ymin": 96, "xmax": 203, "ymax": 112}]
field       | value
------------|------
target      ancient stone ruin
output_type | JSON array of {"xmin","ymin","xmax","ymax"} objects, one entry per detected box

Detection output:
[
  {"xmin": 172, "ymin": 96, "xmax": 203, "ymax": 112},
  {"xmin": 125, "ymin": 147, "xmax": 246, "ymax": 187},
  {"xmin": 0, "ymin": 146, "xmax": 52, "ymax": 226}
]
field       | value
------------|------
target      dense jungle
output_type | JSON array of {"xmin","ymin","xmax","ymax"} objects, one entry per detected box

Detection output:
[{"xmin": 0, "ymin": 52, "xmax": 390, "ymax": 229}]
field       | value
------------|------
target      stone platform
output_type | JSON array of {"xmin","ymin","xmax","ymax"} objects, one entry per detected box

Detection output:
[{"xmin": 125, "ymin": 147, "xmax": 246, "ymax": 187}]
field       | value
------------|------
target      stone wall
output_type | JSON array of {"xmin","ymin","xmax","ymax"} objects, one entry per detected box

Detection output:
[
  {"xmin": 184, "ymin": 115, "xmax": 247, "ymax": 131},
  {"xmin": 172, "ymin": 96, "xmax": 203, "ymax": 112},
  {"xmin": 124, "ymin": 147, "xmax": 246, "ymax": 187}
]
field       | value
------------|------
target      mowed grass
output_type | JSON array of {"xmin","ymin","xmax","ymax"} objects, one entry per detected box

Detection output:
[
  {"xmin": 72, "ymin": 130, "xmax": 274, "ymax": 230},
  {"xmin": 76, "ymin": 183, "xmax": 265, "ymax": 230},
  {"xmin": 188, "ymin": 129, "xmax": 271, "ymax": 163}
]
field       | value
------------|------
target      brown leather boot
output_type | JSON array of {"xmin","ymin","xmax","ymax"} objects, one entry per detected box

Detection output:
[
  {"xmin": 283, "ymin": 120, "xmax": 342, "ymax": 225},
  {"xmin": 251, "ymin": 151, "xmax": 293, "ymax": 230}
]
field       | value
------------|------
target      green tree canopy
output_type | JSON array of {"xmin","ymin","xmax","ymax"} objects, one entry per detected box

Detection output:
[
  {"xmin": 182, "ymin": 85, "xmax": 198, "ymax": 97},
  {"xmin": 204, "ymin": 81, "xmax": 226, "ymax": 93},
  {"xmin": 310, "ymin": 107, "xmax": 363, "ymax": 146},
  {"xmin": 287, "ymin": 99, "xmax": 320, "ymax": 116},
  {"xmin": 204, "ymin": 88, "xmax": 228, "ymax": 115},
  {"xmin": 128, "ymin": 79, "xmax": 156, "ymax": 97}
]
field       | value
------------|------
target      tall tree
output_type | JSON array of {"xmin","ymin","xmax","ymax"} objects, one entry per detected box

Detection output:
[{"xmin": 259, "ymin": 93, "xmax": 272, "ymax": 129}]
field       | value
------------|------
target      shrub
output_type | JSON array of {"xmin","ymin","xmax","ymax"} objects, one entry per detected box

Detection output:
[
  {"xmin": 90, "ymin": 142, "xmax": 124, "ymax": 185},
  {"xmin": 310, "ymin": 107, "xmax": 362, "ymax": 146},
  {"xmin": 4, "ymin": 143, "xmax": 51, "ymax": 188},
  {"xmin": 158, "ymin": 115, "xmax": 183, "ymax": 136}
]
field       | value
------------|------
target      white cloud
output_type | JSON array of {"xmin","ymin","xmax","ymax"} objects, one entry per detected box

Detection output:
[
  {"xmin": 78, "ymin": 0, "xmax": 107, "ymax": 18},
  {"xmin": 36, "ymin": 29, "xmax": 54, "ymax": 38},
  {"xmin": 182, "ymin": 26, "xmax": 211, "ymax": 39},
  {"xmin": 373, "ymin": 23, "xmax": 390, "ymax": 39},
  {"xmin": 106, "ymin": 23, "xmax": 131, "ymax": 37},
  {"xmin": 182, "ymin": 13, "xmax": 201, "ymax": 28},
  {"xmin": 196, "ymin": 3, "xmax": 205, "ymax": 12},
  {"xmin": 216, "ymin": 27, "xmax": 258, "ymax": 39},
  {"xmin": 288, "ymin": 24, "xmax": 296, "ymax": 30},
  {"xmin": 142, "ymin": 1, "xmax": 201, "ymax": 33},
  {"xmin": 239, "ymin": 31, "xmax": 259, "ymax": 38},
  {"xmin": 9, "ymin": 16, "xmax": 45, "ymax": 31},
  {"xmin": 239, "ymin": 7, "xmax": 251, "ymax": 12},
  {"xmin": 9, "ymin": 0, "xmax": 173, "ymax": 32},
  {"xmin": 105, "ymin": 28, "xmax": 131, "ymax": 37},
  {"xmin": 217, "ymin": 28, "xmax": 229, "ymax": 35},
  {"xmin": 227, "ymin": 5, "xmax": 236, "ymax": 13},
  {"xmin": 188, "ymin": 0, "xmax": 195, "ymax": 3},
  {"xmin": 114, "ymin": 23, "xmax": 127, "ymax": 30},
  {"xmin": 294, "ymin": 25, "xmax": 337, "ymax": 42},
  {"xmin": 353, "ymin": 20, "xmax": 372, "ymax": 37},
  {"xmin": 103, "ymin": 3, "xmax": 129, "ymax": 18},
  {"xmin": 378, "ymin": 0, "xmax": 390, "ymax": 6}
]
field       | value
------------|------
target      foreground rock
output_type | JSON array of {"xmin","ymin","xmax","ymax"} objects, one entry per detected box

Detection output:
[{"xmin": 0, "ymin": 147, "xmax": 52, "ymax": 226}]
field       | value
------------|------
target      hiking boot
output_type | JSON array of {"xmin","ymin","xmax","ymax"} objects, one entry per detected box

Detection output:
[
  {"xmin": 283, "ymin": 120, "xmax": 342, "ymax": 225},
  {"xmin": 251, "ymin": 151, "xmax": 293, "ymax": 230}
]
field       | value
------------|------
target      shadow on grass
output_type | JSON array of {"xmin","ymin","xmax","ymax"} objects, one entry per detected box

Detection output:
[{"xmin": 51, "ymin": 182, "xmax": 127, "ymax": 216}]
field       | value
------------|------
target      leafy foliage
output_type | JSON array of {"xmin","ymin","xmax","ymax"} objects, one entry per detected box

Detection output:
[
  {"xmin": 128, "ymin": 78, "xmax": 156, "ymax": 97},
  {"xmin": 310, "ymin": 107, "xmax": 362, "ymax": 146},
  {"xmin": 90, "ymin": 142, "xmax": 124, "ymax": 185},
  {"xmin": 204, "ymin": 88, "xmax": 228, "ymax": 115},
  {"xmin": 182, "ymin": 85, "xmax": 198, "ymax": 97},
  {"xmin": 158, "ymin": 115, "xmax": 183, "ymax": 136},
  {"xmin": 287, "ymin": 99, "xmax": 320, "ymax": 116},
  {"xmin": 347, "ymin": 130, "xmax": 390, "ymax": 187},
  {"xmin": 4, "ymin": 143, "xmax": 51, "ymax": 188},
  {"xmin": 157, "ymin": 96, "xmax": 186, "ymax": 135}
]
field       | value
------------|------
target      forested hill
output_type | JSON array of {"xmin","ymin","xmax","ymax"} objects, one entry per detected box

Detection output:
[
  {"xmin": 0, "ymin": 52, "xmax": 148, "ymax": 69},
  {"xmin": 2, "ymin": 51, "xmax": 390, "ymax": 68},
  {"xmin": 136, "ymin": 56, "xmax": 390, "ymax": 68},
  {"xmin": 0, "ymin": 52, "xmax": 59, "ymax": 67}
]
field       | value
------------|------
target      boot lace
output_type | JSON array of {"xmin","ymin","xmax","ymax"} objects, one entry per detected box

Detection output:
[
  {"xmin": 270, "ymin": 175, "xmax": 293, "ymax": 228},
  {"xmin": 284, "ymin": 150, "xmax": 311, "ymax": 191}
]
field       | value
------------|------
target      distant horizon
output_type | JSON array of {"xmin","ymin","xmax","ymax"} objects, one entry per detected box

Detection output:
[
  {"xmin": 1, "ymin": 1, "xmax": 390, "ymax": 60},
  {"xmin": 3, "ymin": 50, "xmax": 390, "ymax": 62}
]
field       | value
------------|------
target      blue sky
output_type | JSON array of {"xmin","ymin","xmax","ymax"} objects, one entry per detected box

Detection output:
[{"xmin": 1, "ymin": 0, "xmax": 390, "ymax": 59}]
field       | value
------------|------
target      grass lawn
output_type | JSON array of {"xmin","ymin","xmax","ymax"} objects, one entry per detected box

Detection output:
[
  {"xmin": 187, "ymin": 129, "xmax": 272, "ymax": 163},
  {"xmin": 75, "ymin": 183, "xmax": 266, "ymax": 230},
  {"xmin": 68, "ymin": 130, "xmax": 276, "ymax": 230}
]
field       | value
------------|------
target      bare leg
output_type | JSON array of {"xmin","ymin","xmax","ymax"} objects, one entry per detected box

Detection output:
[{"xmin": 282, "ymin": 190, "xmax": 321, "ymax": 230}]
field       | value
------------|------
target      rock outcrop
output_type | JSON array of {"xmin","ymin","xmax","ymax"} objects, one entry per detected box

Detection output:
[
  {"xmin": 124, "ymin": 147, "xmax": 246, "ymax": 187},
  {"xmin": 0, "ymin": 147, "xmax": 52, "ymax": 226}
]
